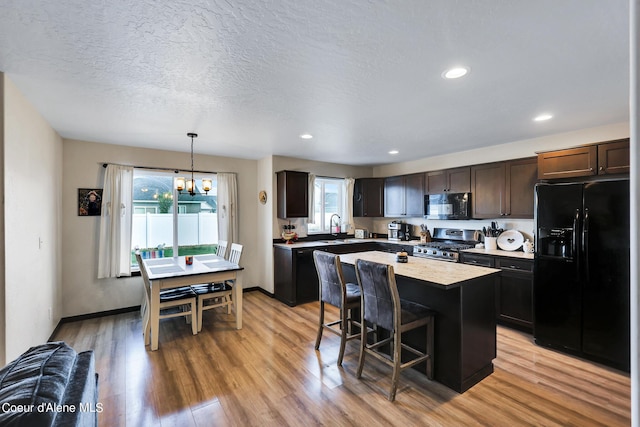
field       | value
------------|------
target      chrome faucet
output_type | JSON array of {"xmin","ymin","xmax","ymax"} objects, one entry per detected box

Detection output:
[{"xmin": 330, "ymin": 214, "xmax": 341, "ymax": 236}]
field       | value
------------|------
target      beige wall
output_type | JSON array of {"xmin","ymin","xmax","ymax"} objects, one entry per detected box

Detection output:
[
  {"xmin": 3, "ymin": 75, "xmax": 63, "ymax": 362},
  {"xmin": 61, "ymin": 139, "xmax": 260, "ymax": 317},
  {"xmin": 257, "ymin": 156, "xmax": 275, "ymax": 293}
]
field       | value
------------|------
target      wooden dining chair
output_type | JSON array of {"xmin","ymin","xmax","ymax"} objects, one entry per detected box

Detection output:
[
  {"xmin": 191, "ymin": 243, "xmax": 243, "ymax": 332},
  {"xmin": 355, "ymin": 259, "xmax": 435, "ymax": 401},
  {"xmin": 216, "ymin": 240, "xmax": 228, "ymax": 259},
  {"xmin": 313, "ymin": 250, "xmax": 362, "ymax": 366},
  {"xmin": 157, "ymin": 287, "xmax": 199, "ymax": 336},
  {"xmin": 136, "ymin": 253, "xmax": 198, "ymax": 342}
]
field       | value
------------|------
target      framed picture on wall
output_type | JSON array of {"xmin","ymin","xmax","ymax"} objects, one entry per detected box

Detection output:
[{"xmin": 78, "ymin": 188, "xmax": 103, "ymax": 216}]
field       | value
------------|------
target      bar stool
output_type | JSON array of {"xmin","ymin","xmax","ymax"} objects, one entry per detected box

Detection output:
[
  {"xmin": 313, "ymin": 250, "xmax": 361, "ymax": 366},
  {"xmin": 355, "ymin": 258, "xmax": 435, "ymax": 401}
]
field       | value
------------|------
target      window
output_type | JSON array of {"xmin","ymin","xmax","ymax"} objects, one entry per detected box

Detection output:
[
  {"xmin": 131, "ymin": 170, "xmax": 218, "ymax": 267},
  {"xmin": 308, "ymin": 177, "xmax": 344, "ymax": 234}
]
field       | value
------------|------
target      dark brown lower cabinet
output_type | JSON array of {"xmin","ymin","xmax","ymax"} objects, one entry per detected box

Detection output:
[
  {"xmin": 495, "ymin": 258, "xmax": 533, "ymax": 331},
  {"xmin": 274, "ymin": 247, "xmax": 320, "ymax": 306},
  {"xmin": 460, "ymin": 252, "xmax": 533, "ymax": 332}
]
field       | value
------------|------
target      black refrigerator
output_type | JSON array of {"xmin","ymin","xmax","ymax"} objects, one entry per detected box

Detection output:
[{"xmin": 534, "ymin": 179, "xmax": 630, "ymax": 371}]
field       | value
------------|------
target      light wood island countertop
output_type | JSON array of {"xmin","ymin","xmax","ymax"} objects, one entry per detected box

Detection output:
[{"xmin": 338, "ymin": 251, "xmax": 500, "ymax": 289}]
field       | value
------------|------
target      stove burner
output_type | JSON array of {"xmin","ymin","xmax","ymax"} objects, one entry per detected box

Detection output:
[
  {"xmin": 413, "ymin": 228, "xmax": 480, "ymax": 262},
  {"xmin": 416, "ymin": 242, "xmax": 475, "ymax": 251}
]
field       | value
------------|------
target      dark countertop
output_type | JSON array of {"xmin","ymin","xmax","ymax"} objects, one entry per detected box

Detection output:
[{"xmin": 273, "ymin": 238, "xmax": 421, "ymax": 250}]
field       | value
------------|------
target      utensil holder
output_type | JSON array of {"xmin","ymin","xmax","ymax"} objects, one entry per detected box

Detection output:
[{"xmin": 485, "ymin": 237, "xmax": 497, "ymax": 251}]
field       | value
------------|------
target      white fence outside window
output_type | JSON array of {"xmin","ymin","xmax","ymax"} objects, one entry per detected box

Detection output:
[{"xmin": 132, "ymin": 213, "xmax": 218, "ymax": 249}]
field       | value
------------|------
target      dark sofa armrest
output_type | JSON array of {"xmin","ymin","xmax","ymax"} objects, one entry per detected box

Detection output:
[
  {"xmin": 0, "ymin": 342, "xmax": 98, "ymax": 427},
  {"xmin": 55, "ymin": 351, "xmax": 99, "ymax": 427}
]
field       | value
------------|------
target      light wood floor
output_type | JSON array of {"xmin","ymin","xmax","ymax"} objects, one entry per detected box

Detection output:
[{"xmin": 52, "ymin": 291, "xmax": 631, "ymax": 427}]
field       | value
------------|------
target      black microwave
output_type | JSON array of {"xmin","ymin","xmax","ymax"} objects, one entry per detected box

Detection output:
[{"xmin": 424, "ymin": 193, "xmax": 472, "ymax": 220}]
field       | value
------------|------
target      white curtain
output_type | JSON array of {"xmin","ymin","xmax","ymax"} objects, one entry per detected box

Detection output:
[
  {"xmin": 98, "ymin": 164, "xmax": 134, "ymax": 278},
  {"xmin": 343, "ymin": 177, "xmax": 355, "ymax": 234},
  {"xmin": 217, "ymin": 173, "xmax": 238, "ymax": 243},
  {"xmin": 307, "ymin": 173, "xmax": 316, "ymax": 225}
]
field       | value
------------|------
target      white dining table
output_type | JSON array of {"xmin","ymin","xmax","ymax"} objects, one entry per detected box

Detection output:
[{"xmin": 138, "ymin": 254, "xmax": 244, "ymax": 351}]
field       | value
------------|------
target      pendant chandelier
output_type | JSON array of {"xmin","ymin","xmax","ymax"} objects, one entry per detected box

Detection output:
[{"xmin": 175, "ymin": 132, "xmax": 212, "ymax": 196}]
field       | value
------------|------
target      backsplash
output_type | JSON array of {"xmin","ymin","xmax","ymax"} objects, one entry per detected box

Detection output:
[{"xmin": 371, "ymin": 218, "xmax": 535, "ymax": 242}]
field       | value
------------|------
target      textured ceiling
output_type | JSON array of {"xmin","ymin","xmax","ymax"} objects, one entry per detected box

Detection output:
[{"xmin": 0, "ymin": 0, "xmax": 630, "ymax": 165}]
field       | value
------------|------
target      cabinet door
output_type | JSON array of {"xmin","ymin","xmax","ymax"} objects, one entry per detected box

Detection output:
[
  {"xmin": 425, "ymin": 167, "xmax": 470, "ymax": 193},
  {"xmin": 295, "ymin": 249, "xmax": 319, "ymax": 304},
  {"xmin": 277, "ymin": 171, "xmax": 309, "ymax": 218},
  {"xmin": 354, "ymin": 178, "xmax": 384, "ymax": 217},
  {"xmin": 447, "ymin": 167, "xmax": 471, "ymax": 193},
  {"xmin": 273, "ymin": 247, "xmax": 295, "ymax": 306},
  {"xmin": 363, "ymin": 178, "xmax": 384, "ymax": 217},
  {"xmin": 496, "ymin": 259, "xmax": 533, "ymax": 331},
  {"xmin": 598, "ymin": 138, "xmax": 630, "ymax": 175},
  {"xmin": 404, "ymin": 173, "xmax": 424, "ymax": 216},
  {"xmin": 384, "ymin": 175, "xmax": 406, "ymax": 216},
  {"xmin": 353, "ymin": 179, "xmax": 365, "ymax": 217},
  {"xmin": 537, "ymin": 146, "xmax": 598, "ymax": 179},
  {"xmin": 506, "ymin": 157, "xmax": 537, "ymax": 218},
  {"xmin": 425, "ymin": 170, "xmax": 447, "ymax": 194},
  {"xmin": 471, "ymin": 162, "xmax": 506, "ymax": 219}
]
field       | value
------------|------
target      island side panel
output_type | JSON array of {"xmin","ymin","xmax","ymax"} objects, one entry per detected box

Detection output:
[
  {"xmin": 396, "ymin": 276, "xmax": 463, "ymax": 392},
  {"xmin": 396, "ymin": 274, "xmax": 497, "ymax": 393},
  {"xmin": 459, "ymin": 275, "xmax": 497, "ymax": 392}
]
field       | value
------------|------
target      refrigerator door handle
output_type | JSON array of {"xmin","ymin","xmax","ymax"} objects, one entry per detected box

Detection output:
[
  {"xmin": 582, "ymin": 207, "xmax": 589, "ymax": 283},
  {"xmin": 573, "ymin": 209, "xmax": 580, "ymax": 273}
]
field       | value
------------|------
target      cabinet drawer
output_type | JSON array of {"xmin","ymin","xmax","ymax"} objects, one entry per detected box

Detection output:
[
  {"xmin": 460, "ymin": 253, "xmax": 494, "ymax": 267},
  {"xmin": 496, "ymin": 258, "xmax": 533, "ymax": 273}
]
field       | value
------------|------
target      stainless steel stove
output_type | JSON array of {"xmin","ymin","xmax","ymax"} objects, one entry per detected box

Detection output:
[{"xmin": 413, "ymin": 228, "xmax": 480, "ymax": 262}]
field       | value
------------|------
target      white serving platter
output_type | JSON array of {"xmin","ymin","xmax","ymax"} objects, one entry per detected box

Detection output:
[{"xmin": 497, "ymin": 229, "xmax": 524, "ymax": 251}]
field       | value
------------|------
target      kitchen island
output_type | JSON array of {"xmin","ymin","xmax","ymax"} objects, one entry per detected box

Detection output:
[{"xmin": 338, "ymin": 251, "xmax": 500, "ymax": 393}]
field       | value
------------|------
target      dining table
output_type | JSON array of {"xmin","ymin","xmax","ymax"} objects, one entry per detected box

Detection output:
[{"xmin": 138, "ymin": 254, "xmax": 244, "ymax": 351}]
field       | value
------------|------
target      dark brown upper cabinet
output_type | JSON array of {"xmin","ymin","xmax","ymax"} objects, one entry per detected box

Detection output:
[
  {"xmin": 425, "ymin": 167, "xmax": 471, "ymax": 194},
  {"xmin": 471, "ymin": 162, "xmax": 506, "ymax": 219},
  {"xmin": 353, "ymin": 178, "xmax": 384, "ymax": 217},
  {"xmin": 598, "ymin": 138, "xmax": 630, "ymax": 175},
  {"xmin": 276, "ymin": 170, "xmax": 309, "ymax": 219},
  {"xmin": 471, "ymin": 157, "xmax": 537, "ymax": 219},
  {"xmin": 384, "ymin": 173, "xmax": 424, "ymax": 217},
  {"xmin": 538, "ymin": 138, "xmax": 630, "ymax": 180},
  {"xmin": 506, "ymin": 157, "xmax": 538, "ymax": 219},
  {"xmin": 537, "ymin": 146, "xmax": 598, "ymax": 180}
]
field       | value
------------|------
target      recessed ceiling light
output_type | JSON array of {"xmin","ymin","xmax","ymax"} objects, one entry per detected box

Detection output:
[
  {"xmin": 389, "ymin": 150, "xmax": 399, "ymax": 155},
  {"xmin": 442, "ymin": 66, "xmax": 469, "ymax": 79},
  {"xmin": 300, "ymin": 133, "xmax": 313, "ymax": 139},
  {"xmin": 533, "ymin": 114, "xmax": 553, "ymax": 122}
]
